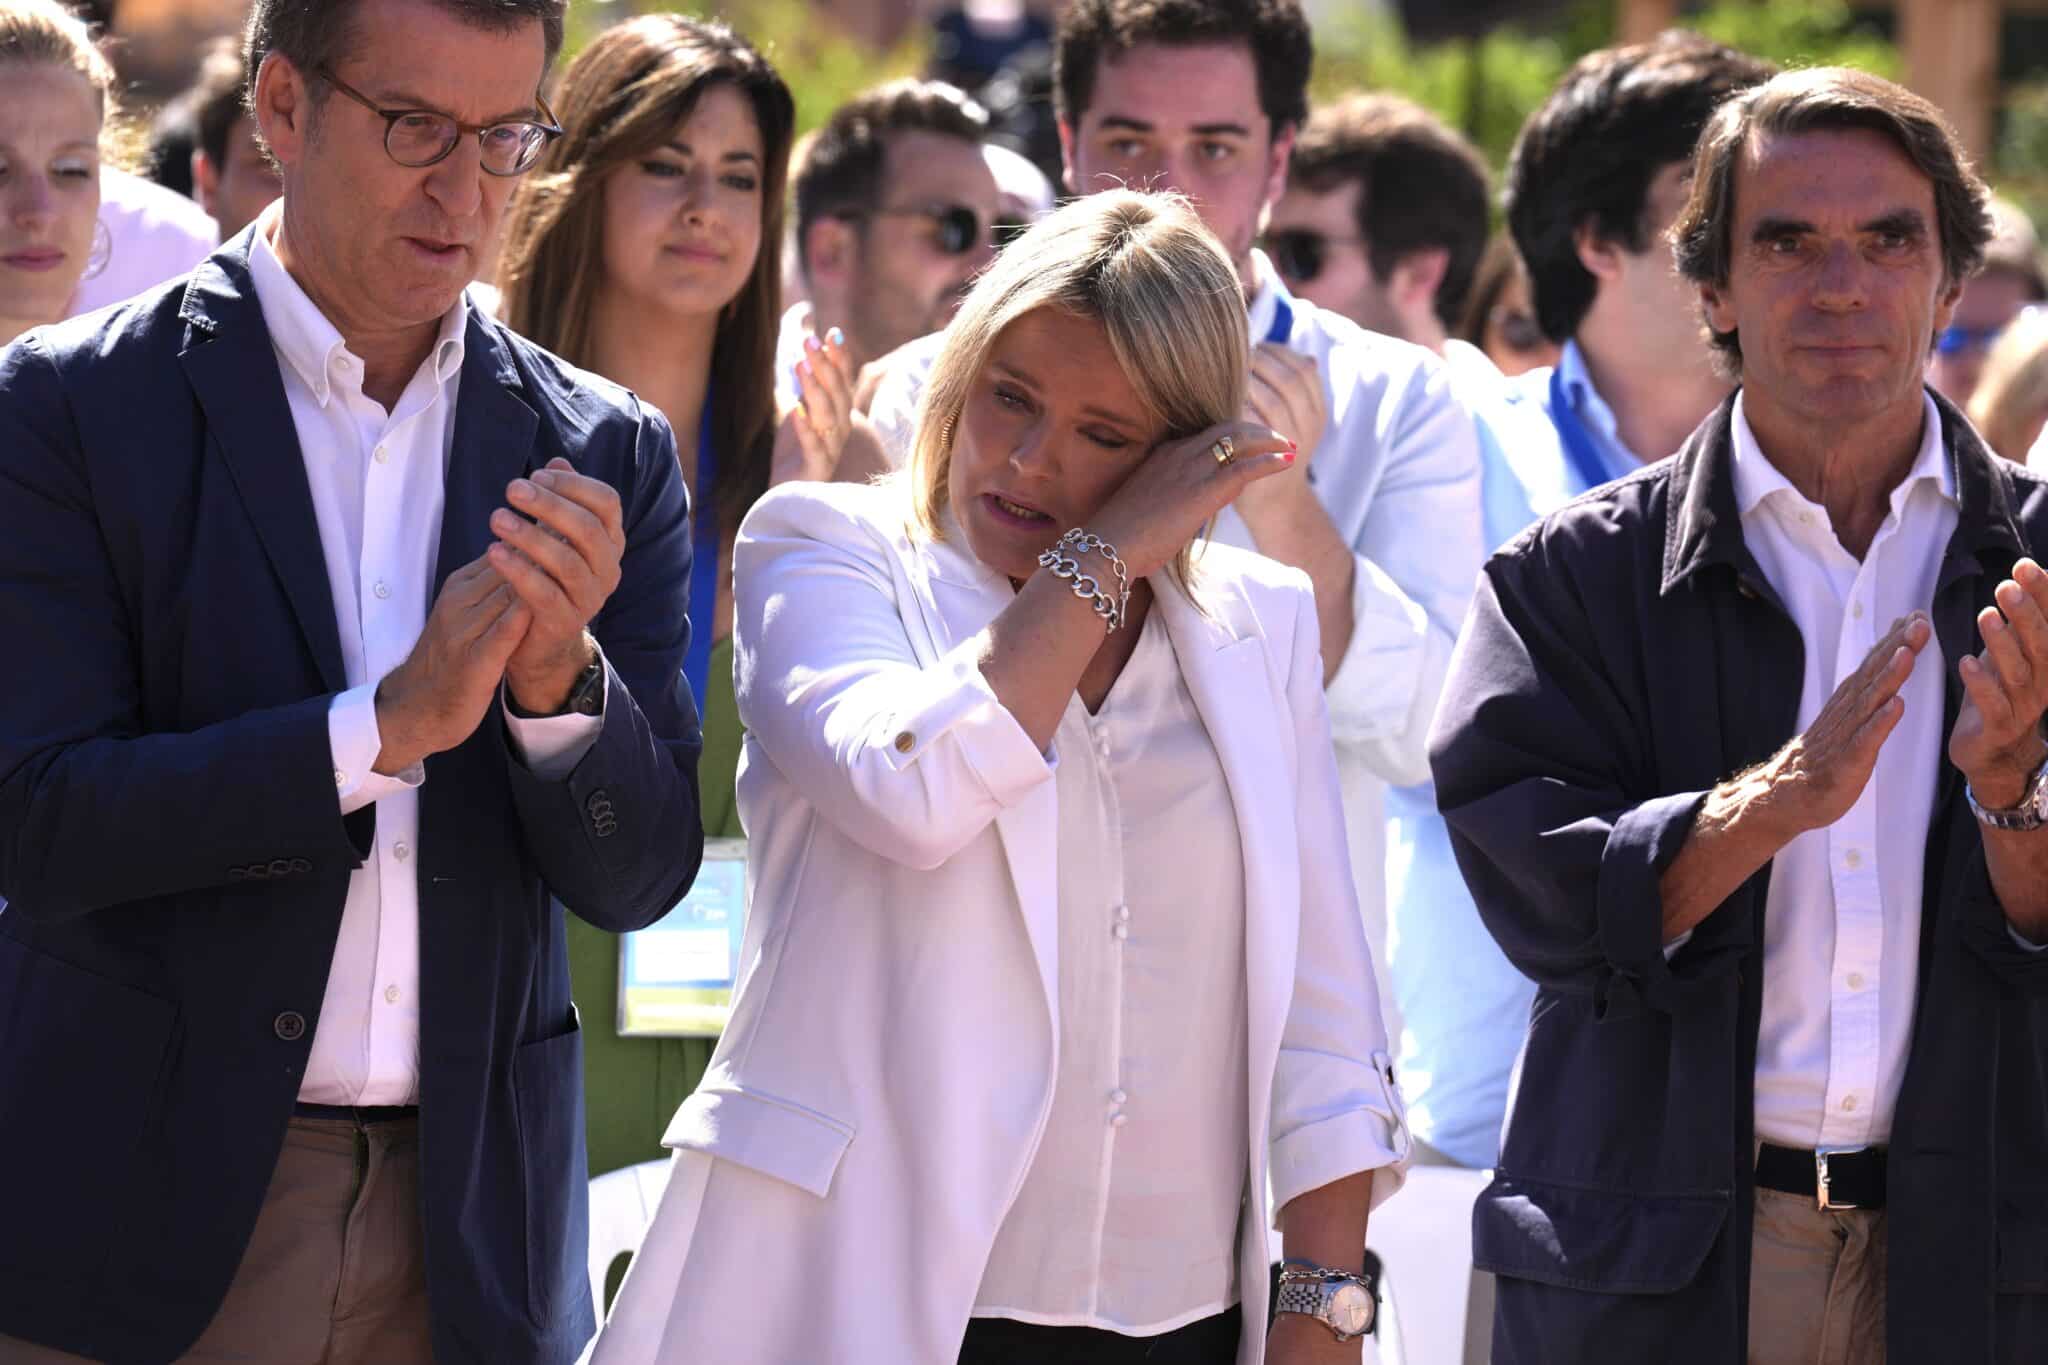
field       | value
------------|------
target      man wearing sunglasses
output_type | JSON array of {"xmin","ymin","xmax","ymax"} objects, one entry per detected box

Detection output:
[
  {"xmin": 1927, "ymin": 195, "xmax": 2048, "ymax": 407},
  {"xmin": 785, "ymin": 79, "xmax": 1001, "ymax": 400},
  {"xmin": 0, "ymin": 1, "xmax": 707, "ymax": 1362}
]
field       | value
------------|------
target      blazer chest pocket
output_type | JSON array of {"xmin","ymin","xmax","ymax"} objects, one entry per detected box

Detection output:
[
  {"xmin": 1472, "ymin": 1174, "xmax": 1729, "ymax": 1294},
  {"xmin": 0, "ymin": 936, "xmax": 175, "ymax": 1276},
  {"xmin": 663, "ymin": 1083, "xmax": 856, "ymax": 1198}
]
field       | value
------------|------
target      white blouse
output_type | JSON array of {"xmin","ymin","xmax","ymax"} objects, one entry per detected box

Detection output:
[{"xmin": 972, "ymin": 607, "xmax": 1251, "ymax": 1335}]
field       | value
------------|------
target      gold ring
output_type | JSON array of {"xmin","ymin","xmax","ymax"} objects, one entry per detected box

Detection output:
[{"xmin": 1211, "ymin": 436, "xmax": 1237, "ymax": 467}]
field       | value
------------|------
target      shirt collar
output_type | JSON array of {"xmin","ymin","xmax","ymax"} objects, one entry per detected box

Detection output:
[
  {"xmin": 1730, "ymin": 388, "xmax": 1954, "ymax": 522},
  {"xmin": 1244, "ymin": 248, "xmax": 1291, "ymax": 341},
  {"xmin": 247, "ymin": 204, "xmax": 468, "ymax": 408}
]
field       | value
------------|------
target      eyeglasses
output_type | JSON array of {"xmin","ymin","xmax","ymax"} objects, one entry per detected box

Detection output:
[
  {"xmin": 862, "ymin": 202, "xmax": 988, "ymax": 256},
  {"xmin": 1264, "ymin": 228, "xmax": 1364, "ymax": 285},
  {"xmin": 317, "ymin": 68, "xmax": 563, "ymax": 177},
  {"xmin": 1935, "ymin": 322, "xmax": 2007, "ymax": 358}
]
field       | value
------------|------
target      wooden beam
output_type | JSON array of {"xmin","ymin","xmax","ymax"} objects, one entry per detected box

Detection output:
[
  {"xmin": 1899, "ymin": 0, "xmax": 2000, "ymax": 167},
  {"xmin": 1617, "ymin": 0, "xmax": 1682, "ymax": 44}
]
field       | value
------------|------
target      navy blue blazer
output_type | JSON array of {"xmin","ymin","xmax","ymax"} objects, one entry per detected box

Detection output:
[
  {"xmin": 0, "ymin": 234, "xmax": 705, "ymax": 1364},
  {"xmin": 1431, "ymin": 392, "xmax": 2048, "ymax": 1364}
]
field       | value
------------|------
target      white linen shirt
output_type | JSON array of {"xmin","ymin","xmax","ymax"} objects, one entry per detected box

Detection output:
[
  {"xmin": 247, "ymin": 212, "xmax": 599, "ymax": 1105},
  {"xmin": 974, "ymin": 609, "xmax": 1249, "ymax": 1334},
  {"xmin": 1730, "ymin": 392, "xmax": 1954, "ymax": 1150}
]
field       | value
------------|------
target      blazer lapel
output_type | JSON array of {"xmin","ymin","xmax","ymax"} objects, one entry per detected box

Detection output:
[
  {"xmin": 177, "ymin": 247, "xmax": 348, "ymax": 694},
  {"xmin": 434, "ymin": 316, "xmax": 539, "ymax": 592},
  {"xmin": 1152, "ymin": 578, "xmax": 1300, "ymax": 1120}
]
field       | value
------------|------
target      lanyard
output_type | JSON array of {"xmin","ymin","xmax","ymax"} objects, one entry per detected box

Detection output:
[
  {"xmin": 1264, "ymin": 295, "xmax": 1294, "ymax": 347},
  {"xmin": 1548, "ymin": 366, "xmax": 1619, "ymax": 496},
  {"xmin": 682, "ymin": 402, "xmax": 719, "ymax": 714}
]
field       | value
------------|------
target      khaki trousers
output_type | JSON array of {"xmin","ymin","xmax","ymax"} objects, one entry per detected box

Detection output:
[
  {"xmin": 1747, "ymin": 1185, "xmax": 1888, "ymax": 1365},
  {"xmin": 0, "ymin": 1115, "xmax": 434, "ymax": 1365}
]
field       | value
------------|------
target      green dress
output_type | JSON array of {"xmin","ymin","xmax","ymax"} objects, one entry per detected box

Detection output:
[{"xmin": 570, "ymin": 633, "xmax": 742, "ymax": 1179}]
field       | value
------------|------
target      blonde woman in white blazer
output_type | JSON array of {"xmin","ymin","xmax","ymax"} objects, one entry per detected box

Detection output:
[{"xmin": 594, "ymin": 191, "xmax": 1410, "ymax": 1365}]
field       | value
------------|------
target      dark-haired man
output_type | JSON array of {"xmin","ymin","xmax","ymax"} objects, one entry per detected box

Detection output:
[
  {"xmin": 870, "ymin": 4, "xmax": 1485, "ymax": 1126},
  {"xmin": 783, "ymin": 77, "xmax": 1000, "ymax": 396},
  {"xmin": 1266, "ymin": 93, "xmax": 1490, "ymax": 371},
  {"xmin": 1434, "ymin": 66, "xmax": 2048, "ymax": 1365},
  {"xmin": 0, "ymin": 0, "xmax": 705, "ymax": 1361},
  {"xmin": 185, "ymin": 37, "xmax": 282, "ymax": 238}
]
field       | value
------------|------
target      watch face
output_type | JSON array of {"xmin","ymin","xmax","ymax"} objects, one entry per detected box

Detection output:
[{"xmin": 1329, "ymin": 1282, "xmax": 1373, "ymax": 1336}]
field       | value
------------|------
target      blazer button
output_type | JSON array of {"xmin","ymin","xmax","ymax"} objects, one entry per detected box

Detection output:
[
  {"xmin": 894, "ymin": 731, "xmax": 915, "ymax": 753},
  {"xmin": 290, "ymin": 858, "xmax": 313, "ymax": 874},
  {"xmin": 273, "ymin": 1011, "xmax": 307, "ymax": 1042},
  {"xmin": 269, "ymin": 858, "xmax": 295, "ymax": 878},
  {"xmin": 228, "ymin": 866, "xmax": 247, "ymax": 882}
]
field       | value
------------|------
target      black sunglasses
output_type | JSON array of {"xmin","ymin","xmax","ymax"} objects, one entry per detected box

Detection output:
[
  {"xmin": 1264, "ymin": 227, "xmax": 1364, "ymax": 285},
  {"xmin": 861, "ymin": 202, "xmax": 987, "ymax": 256},
  {"xmin": 318, "ymin": 67, "xmax": 563, "ymax": 177}
]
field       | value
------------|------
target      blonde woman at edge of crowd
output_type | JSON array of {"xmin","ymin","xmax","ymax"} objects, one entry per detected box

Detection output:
[
  {"xmin": 0, "ymin": 0, "xmax": 113, "ymax": 347},
  {"xmin": 593, "ymin": 189, "xmax": 1410, "ymax": 1365}
]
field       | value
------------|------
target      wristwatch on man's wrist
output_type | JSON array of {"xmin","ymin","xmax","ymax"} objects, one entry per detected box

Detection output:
[
  {"xmin": 1274, "ymin": 1258, "xmax": 1377, "ymax": 1341},
  {"xmin": 1966, "ymin": 752, "xmax": 2048, "ymax": 832}
]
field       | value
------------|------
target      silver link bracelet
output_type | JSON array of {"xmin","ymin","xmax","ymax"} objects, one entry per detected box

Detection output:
[{"xmin": 1036, "ymin": 528, "xmax": 1132, "ymax": 633}]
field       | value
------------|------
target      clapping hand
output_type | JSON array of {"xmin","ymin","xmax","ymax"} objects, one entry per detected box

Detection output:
[
  {"xmin": 773, "ymin": 326, "xmax": 858, "ymax": 484},
  {"xmin": 1951, "ymin": 558, "xmax": 2048, "ymax": 808},
  {"xmin": 487, "ymin": 458, "xmax": 626, "ymax": 713}
]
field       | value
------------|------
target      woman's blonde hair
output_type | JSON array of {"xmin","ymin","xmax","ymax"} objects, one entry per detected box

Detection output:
[
  {"xmin": 1969, "ymin": 307, "xmax": 2048, "ymax": 463},
  {"xmin": 0, "ymin": 0, "xmax": 114, "ymax": 108},
  {"xmin": 906, "ymin": 189, "xmax": 1248, "ymax": 587}
]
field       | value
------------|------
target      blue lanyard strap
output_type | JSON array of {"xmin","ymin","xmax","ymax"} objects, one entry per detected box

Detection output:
[
  {"xmin": 1264, "ymin": 295, "xmax": 1293, "ymax": 347},
  {"xmin": 1547, "ymin": 366, "xmax": 1617, "ymax": 496},
  {"xmin": 682, "ymin": 403, "xmax": 720, "ymax": 714}
]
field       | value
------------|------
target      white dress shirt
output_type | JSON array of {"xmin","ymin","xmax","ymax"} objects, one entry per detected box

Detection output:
[
  {"xmin": 247, "ymin": 210, "xmax": 600, "ymax": 1105},
  {"xmin": 1730, "ymin": 392, "xmax": 1954, "ymax": 1150},
  {"xmin": 974, "ymin": 608, "xmax": 1249, "ymax": 1334}
]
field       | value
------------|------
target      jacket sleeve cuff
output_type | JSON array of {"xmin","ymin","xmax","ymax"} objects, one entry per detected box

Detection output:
[
  {"xmin": 1595, "ymin": 790, "xmax": 1709, "ymax": 1016},
  {"xmin": 329, "ymin": 682, "xmax": 422, "ymax": 817},
  {"xmin": 1269, "ymin": 1050, "xmax": 1412, "ymax": 1221},
  {"xmin": 881, "ymin": 639, "xmax": 1055, "ymax": 807}
]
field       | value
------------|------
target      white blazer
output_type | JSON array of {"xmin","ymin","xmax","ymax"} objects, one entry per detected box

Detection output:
[{"xmin": 594, "ymin": 481, "xmax": 1410, "ymax": 1365}]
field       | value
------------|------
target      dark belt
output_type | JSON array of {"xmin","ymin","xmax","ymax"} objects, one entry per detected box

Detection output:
[
  {"xmin": 1756, "ymin": 1142, "xmax": 1887, "ymax": 1211},
  {"xmin": 292, "ymin": 1102, "xmax": 420, "ymax": 1125}
]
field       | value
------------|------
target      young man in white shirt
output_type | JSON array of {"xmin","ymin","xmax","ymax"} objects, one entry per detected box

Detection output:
[
  {"xmin": 1432, "ymin": 67, "xmax": 2048, "ymax": 1365},
  {"xmin": 869, "ymin": 0, "xmax": 1486, "ymax": 1045}
]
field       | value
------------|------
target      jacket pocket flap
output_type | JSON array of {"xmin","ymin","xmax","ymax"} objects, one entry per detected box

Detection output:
[
  {"xmin": 1473, "ymin": 1175, "xmax": 1729, "ymax": 1294},
  {"xmin": 1997, "ymin": 1194, "xmax": 2048, "ymax": 1292},
  {"xmin": 663, "ymin": 1084, "xmax": 855, "ymax": 1199}
]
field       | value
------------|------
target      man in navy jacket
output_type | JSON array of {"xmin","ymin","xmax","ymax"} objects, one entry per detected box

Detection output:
[
  {"xmin": 0, "ymin": 1, "xmax": 703, "ymax": 1361},
  {"xmin": 1433, "ymin": 68, "xmax": 2048, "ymax": 1364}
]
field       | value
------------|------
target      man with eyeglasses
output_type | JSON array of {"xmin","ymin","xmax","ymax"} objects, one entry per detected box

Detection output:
[
  {"xmin": 1927, "ymin": 195, "xmax": 2048, "ymax": 407},
  {"xmin": 0, "ymin": 1, "xmax": 706, "ymax": 1362},
  {"xmin": 783, "ymin": 78, "xmax": 1001, "ymax": 403}
]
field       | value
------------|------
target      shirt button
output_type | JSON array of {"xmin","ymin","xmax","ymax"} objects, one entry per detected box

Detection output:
[
  {"xmin": 334, "ymin": 768, "xmax": 347, "ymax": 788},
  {"xmin": 393, "ymin": 841, "xmax": 410, "ymax": 861},
  {"xmin": 1852, "ymin": 600, "xmax": 1865, "ymax": 619},
  {"xmin": 373, "ymin": 444, "xmax": 389, "ymax": 463},
  {"xmin": 384, "ymin": 984, "xmax": 400, "ymax": 1004},
  {"xmin": 1842, "ymin": 1095, "xmax": 1859, "ymax": 1113},
  {"xmin": 373, "ymin": 581, "xmax": 392, "ymax": 600},
  {"xmin": 1110, "ymin": 1088, "xmax": 1128, "ymax": 1105},
  {"xmin": 1111, "ymin": 923, "xmax": 1129, "ymax": 942},
  {"xmin": 1843, "ymin": 848, "xmax": 1862, "ymax": 869},
  {"xmin": 893, "ymin": 731, "xmax": 915, "ymax": 753},
  {"xmin": 1846, "ymin": 972, "xmax": 1865, "ymax": 990},
  {"xmin": 1109, "ymin": 1112, "xmax": 1128, "ymax": 1128},
  {"xmin": 1115, "ymin": 905, "xmax": 1131, "ymax": 922}
]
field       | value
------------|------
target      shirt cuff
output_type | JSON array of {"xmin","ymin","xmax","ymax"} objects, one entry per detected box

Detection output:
[
  {"xmin": 330, "ymin": 682, "xmax": 423, "ymax": 817},
  {"xmin": 501, "ymin": 664, "xmax": 607, "ymax": 782},
  {"xmin": 2010, "ymin": 923, "xmax": 2048, "ymax": 953}
]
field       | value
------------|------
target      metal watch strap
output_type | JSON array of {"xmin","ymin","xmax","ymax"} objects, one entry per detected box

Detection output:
[
  {"xmin": 1966, "ymin": 753, "xmax": 2048, "ymax": 832},
  {"xmin": 1272, "ymin": 1261, "xmax": 1377, "ymax": 1341}
]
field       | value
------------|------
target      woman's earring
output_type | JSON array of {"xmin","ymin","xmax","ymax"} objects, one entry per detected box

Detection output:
[
  {"xmin": 84, "ymin": 219, "xmax": 112, "ymax": 281},
  {"xmin": 941, "ymin": 415, "xmax": 956, "ymax": 450}
]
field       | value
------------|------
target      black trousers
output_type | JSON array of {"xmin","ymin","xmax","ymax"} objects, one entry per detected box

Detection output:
[{"xmin": 957, "ymin": 1307, "xmax": 1243, "ymax": 1364}]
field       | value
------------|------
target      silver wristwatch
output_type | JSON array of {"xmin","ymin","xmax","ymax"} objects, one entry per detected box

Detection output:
[
  {"xmin": 1966, "ymin": 755, "xmax": 2048, "ymax": 832},
  {"xmin": 1274, "ymin": 1262, "xmax": 1377, "ymax": 1341}
]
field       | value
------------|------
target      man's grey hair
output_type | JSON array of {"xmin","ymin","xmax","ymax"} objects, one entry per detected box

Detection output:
[{"xmin": 242, "ymin": 0, "xmax": 566, "ymax": 118}]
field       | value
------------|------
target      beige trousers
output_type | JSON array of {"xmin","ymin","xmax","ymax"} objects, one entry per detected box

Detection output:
[
  {"xmin": 0, "ymin": 1115, "xmax": 434, "ymax": 1365},
  {"xmin": 1747, "ymin": 1185, "xmax": 1888, "ymax": 1365}
]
